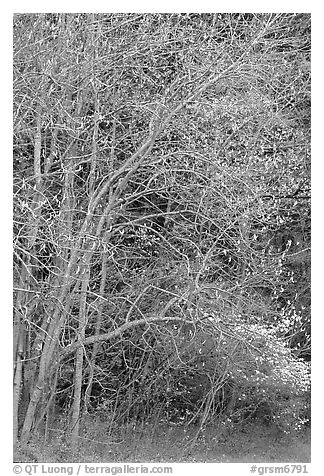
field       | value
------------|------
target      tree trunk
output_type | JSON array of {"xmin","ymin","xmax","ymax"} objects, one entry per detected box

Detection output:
[
  {"xmin": 84, "ymin": 245, "xmax": 108, "ymax": 410},
  {"xmin": 13, "ymin": 329, "xmax": 24, "ymax": 447},
  {"xmin": 70, "ymin": 265, "xmax": 90, "ymax": 449}
]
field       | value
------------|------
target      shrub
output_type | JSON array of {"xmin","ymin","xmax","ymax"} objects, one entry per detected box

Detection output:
[{"xmin": 224, "ymin": 323, "xmax": 311, "ymax": 433}]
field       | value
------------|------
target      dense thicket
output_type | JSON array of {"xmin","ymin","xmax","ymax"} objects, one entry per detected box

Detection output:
[{"xmin": 13, "ymin": 13, "xmax": 310, "ymax": 449}]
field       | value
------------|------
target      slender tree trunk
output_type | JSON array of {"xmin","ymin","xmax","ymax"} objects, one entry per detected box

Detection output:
[
  {"xmin": 13, "ymin": 329, "xmax": 24, "ymax": 448},
  {"xmin": 84, "ymin": 245, "xmax": 108, "ymax": 410},
  {"xmin": 70, "ymin": 264, "xmax": 90, "ymax": 449},
  {"xmin": 15, "ymin": 98, "xmax": 44, "ymax": 441}
]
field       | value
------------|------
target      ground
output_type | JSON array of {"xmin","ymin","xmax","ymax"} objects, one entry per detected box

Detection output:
[{"xmin": 15, "ymin": 421, "xmax": 311, "ymax": 463}]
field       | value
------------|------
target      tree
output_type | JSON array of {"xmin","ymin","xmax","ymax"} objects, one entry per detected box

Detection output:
[{"xmin": 13, "ymin": 13, "xmax": 310, "ymax": 448}]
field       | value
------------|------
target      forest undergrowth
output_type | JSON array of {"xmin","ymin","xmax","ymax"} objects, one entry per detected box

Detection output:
[{"xmin": 15, "ymin": 417, "xmax": 311, "ymax": 463}]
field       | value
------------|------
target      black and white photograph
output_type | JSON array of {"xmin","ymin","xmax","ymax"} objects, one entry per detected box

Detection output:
[{"xmin": 13, "ymin": 11, "xmax": 311, "ymax": 466}]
